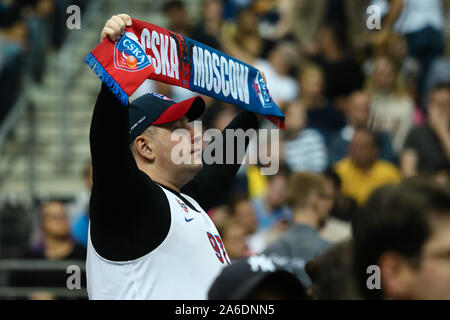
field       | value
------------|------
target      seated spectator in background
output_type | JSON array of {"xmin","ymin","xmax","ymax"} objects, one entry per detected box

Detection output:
[
  {"xmin": 319, "ymin": 169, "xmax": 353, "ymax": 244},
  {"xmin": 305, "ymin": 240, "xmax": 361, "ymax": 300},
  {"xmin": 217, "ymin": 218, "xmax": 250, "ymax": 260},
  {"xmin": 208, "ymin": 255, "xmax": 308, "ymax": 300},
  {"xmin": 0, "ymin": 3, "xmax": 26, "ymax": 121},
  {"xmin": 423, "ymin": 57, "xmax": 450, "ymax": 109},
  {"xmin": 367, "ymin": 55, "xmax": 414, "ymax": 153},
  {"xmin": 26, "ymin": 201, "xmax": 86, "ymax": 260},
  {"xmin": 322, "ymin": 168, "xmax": 357, "ymax": 223},
  {"xmin": 263, "ymin": 172, "xmax": 334, "ymax": 286},
  {"xmin": 228, "ymin": 194, "xmax": 261, "ymax": 253},
  {"xmin": 162, "ymin": 0, "xmax": 192, "ymax": 36},
  {"xmin": 402, "ymin": 83, "xmax": 450, "ymax": 179},
  {"xmin": 297, "ymin": 64, "xmax": 346, "ymax": 143},
  {"xmin": 251, "ymin": 165, "xmax": 292, "ymax": 237},
  {"xmin": 353, "ymin": 180, "xmax": 450, "ymax": 299},
  {"xmin": 223, "ymin": 6, "xmax": 267, "ymax": 64},
  {"xmin": 282, "ymin": 100, "xmax": 328, "ymax": 172},
  {"xmin": 329, "ymin": 90, "xmax": 396, "ymax": 165},
  {"xmin": 373, "ymin": 0, "xmax": 445, "ymax": 103},
  {"xmin": 255, "ymin": 41, "xmax": 299, "ymax": 105},
  {"xmin": 70, "ymin": 161, "xmax": 93, "ymax": 247},
  {"xmin": 334, "ymin": 128, "xmax": 402, "ymax": 205},
  {"xmin": 309, "ymin": 23, "xmax": 364, "ymax": 102},
  {"xmin": 192, "ymin": 0, "xmax": 223, "ymax": 50},
  {"xmin": 9, "ymin": 201, "xmax": 86, "ymax": 293},
  {"xmin": 365, "ymin": 32, "xmax": 420, "ymax": 97},
  {"xmin": 67, "ymin": 160, "xmax": 92, "ymax": 224}
]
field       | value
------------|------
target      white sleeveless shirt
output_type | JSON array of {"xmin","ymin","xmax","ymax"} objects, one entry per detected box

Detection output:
[{"xmin": 86, "ymin": 186, "xmax": 229, "ymax": 299}]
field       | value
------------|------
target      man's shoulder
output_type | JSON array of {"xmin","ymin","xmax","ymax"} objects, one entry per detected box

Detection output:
[{"xmin": 374, "ymin": 160, "xmax": 402, "ymax": 179}]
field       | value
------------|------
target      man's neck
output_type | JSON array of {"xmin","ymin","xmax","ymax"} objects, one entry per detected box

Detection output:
[
  {"xmin": 44, "ymin": 236, "xmax": 73, "ymax": 259},
  {"xmin": 351, "ymin": 159, "xmax": 375, "ymax": 172},
  {"xmin": 293, "ymin": 209, "xmax": 320, "ymax": 229},
  {"xmin": 150, "ymin": 173, "xmax": 182, "ymax": 192}
]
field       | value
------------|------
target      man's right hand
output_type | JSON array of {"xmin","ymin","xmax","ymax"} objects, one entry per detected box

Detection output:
[{"xmin": 100, "ymin": 14, "xmax": 132, "ymax": 42}]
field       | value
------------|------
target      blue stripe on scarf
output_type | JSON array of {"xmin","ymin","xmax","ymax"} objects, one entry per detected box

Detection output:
[{"xmin": 85, "ymin": 53, "xmax": 129, "ymax": 106}]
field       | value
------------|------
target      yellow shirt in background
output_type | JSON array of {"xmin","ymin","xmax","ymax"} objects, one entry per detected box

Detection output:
[
  {"xmin": 246, "ymin": 165, "xmax": 268, "ymax": 199},
  {"xmin": 334, "ymin": 158, "xmax": 402, "ymax": 205}
]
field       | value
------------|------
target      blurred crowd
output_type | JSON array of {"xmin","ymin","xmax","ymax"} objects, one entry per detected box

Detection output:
[
  {"xmin": 0, "ymin": 0, "xmax": 88, "ymax": 122},
  {"xmin": 1, "ymin": 0, "xmax": 450, "ymax": 300}
]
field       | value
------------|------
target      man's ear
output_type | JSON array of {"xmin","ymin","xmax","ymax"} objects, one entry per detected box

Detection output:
[
  {"xmin": 134, "ymin": 135, "xmax": 155, "ymax": 161},
  {"xmin": 378, "ymin": 251, "xmax": 416, "ymax": 300},
  {"xmin": 309, "ymin": 193, "xmax": 320, "ymax": 213}
]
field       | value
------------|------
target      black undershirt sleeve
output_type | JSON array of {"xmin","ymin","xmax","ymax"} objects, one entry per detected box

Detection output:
[{"xmin": 89, "ymin": 85, "xmax": 171, "ymax": 261}]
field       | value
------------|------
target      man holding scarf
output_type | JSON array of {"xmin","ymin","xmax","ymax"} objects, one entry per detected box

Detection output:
[{"xmin": 86, "ymin": 14, "xmax": 267, "ymax": 300}]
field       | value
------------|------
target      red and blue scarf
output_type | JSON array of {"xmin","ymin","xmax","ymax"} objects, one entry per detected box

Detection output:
[{"xmin": 85, "ymin": 18, "xmax": 285, "ymax": 128}]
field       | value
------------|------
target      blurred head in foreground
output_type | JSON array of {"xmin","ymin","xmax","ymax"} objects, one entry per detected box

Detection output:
[
  {"xmin": 353, "ymin": 180, "xmax": 450, "ymax": 299},
  {"xmin": 208, "ymin": 255, "xmax": 308, "ymax": 300}
]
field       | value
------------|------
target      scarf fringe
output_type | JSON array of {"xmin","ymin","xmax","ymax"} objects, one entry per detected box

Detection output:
[{"xmin": 85, "ymin": 53, "xmax": 129, "ymax": 106}]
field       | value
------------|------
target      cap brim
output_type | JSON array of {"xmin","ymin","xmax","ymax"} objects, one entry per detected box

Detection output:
[{"xmin": 152, "ymin": 96, "xmax": 205, "ymax": 125}]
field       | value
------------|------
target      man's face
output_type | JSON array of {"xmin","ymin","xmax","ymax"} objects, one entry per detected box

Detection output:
[
  {"xmin": 152, "ymin": 116, "xmax": 203, "ymax": 175},
  {"xmin": 409, "ymin": 215, "xmax": 450, "ymax": 299},
  {"xmin": 284, "ymin": 102, "xmax": 306, "ymax": 134},
  {"xmin": 223, "ymin": 224, "xmax": 248, "ymax": 260},
  {"xmin": 428, "ymin": 89, "xmax": 450, "ymax": 120},
  {"xmin": 266, "ymin": 175, "xmax": 287, "ymax": 209},
  {"xmin": 348, "ymin": 91, "xmax": 370, "ymax": 127},
  {"xmin": 42, "ymin": 202, "xmax": 70, "ymax": 239},
  {"xmin": 234, "ymin": 200, "xmax": 258, "ymax": 235},
  {"xmin": 349, "ymin": 131, "xmax": 378, "ymax": 168}
]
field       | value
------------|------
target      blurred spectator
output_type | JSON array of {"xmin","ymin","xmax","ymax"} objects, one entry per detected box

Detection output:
[
  {"xmin": 217, "ymin": 217, "xmax": 250, "ymax": 260},
  {"xmin": 208, "ymin": 255, "xmax": 308, "ymax": 299},
  {"xmin": 365, "ymin": 32, "xmax": 420, "ymax": 95},
  {"xmin": 297, "ymin": 64, "xmax": 346, "ymax": 142},
  {"xmin": 223, "ymin": 7, "xmax": 268, "ymax": 64},
  {"xmin": 255, "ymin": 41, "xmax": 299, "ymax": 105},
  {"xmin": 401, "ymin": 83, "xmax": 450, "ymax": 178},
  {"xmin": 69, "ymin": 161, "xmax": 93, "ymax": 247},
  {"xmin": 372, "ymin": 0, "xmax": 445, "ymax": 102},
  {"xmin": 287, "ymin": 1, "xmax": 367, "ymax": 53},
  {"xmin": 263, "ymin": 172, "xmax": 334, "ymax": 286},
  {"xmin": 192, "ymin": 0, "xmax": 223, "ymax": 50},
  {"xmin": 423, "ymin": 57, "xmax": 450, "ymax": 108},
  {"xmin": 322, "ymin": 168, "xmax": 357, "ymax": 223},
  {"xmin": 308, "ymin": 23, "xmax": 365, "ymax": 101},
  {"xmin": 163, "ymin": 0, "xmax": 192, "ymax": 36},
  {"xmin": 251, "ymin": 164, "xmax": 292, "ymax": 234},
  {"xmin": 319, "ymin": 169, "xmax": 353, "ymax": 243},
  {"xmin": 353, "ymin": 180, "xmax": 450, "ymax": 299},
  {"xmin": 306, "ymin": 240, "xmax": 361, "ymax": 299},
  {"xmin": 26, "ymin": 201, "xmax": 86, "ymax": 260},
  {"xmin": 228, "ymin": 194, "xmax": 261, "ymax": 253},
  {"xmin": 9, "ymin": 201, "xmax": 86, "ymax": 295},
  {"xmin": 328, "ymin": 90, "xmax": 396, "ymax": 165},
  {"xmin": 366, "ymin": 55, "xmax": 414, "ymax": 152},
  {"xmin": 222, "ymin": 0, "xmax": 253, "ymax": 21},
  {"xmin": 66, "ymin": 160, "xmax": 92, "ymax": 224},
  {"xmin": 334, "ymin": 128, "xmax": 402, "ymax": 205},
  {"xmin": 282, "ymin": 100, "xmax": 328, "ymax": 172}
]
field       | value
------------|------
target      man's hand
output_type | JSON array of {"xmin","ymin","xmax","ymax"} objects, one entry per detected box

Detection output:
[{"xmin": 100, "ymin": 14, "xmax": 132, "ymax": 42}]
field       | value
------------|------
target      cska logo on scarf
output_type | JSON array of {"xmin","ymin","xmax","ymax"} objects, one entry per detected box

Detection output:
[
  {"xmin": 252, "ymin": 71, "xmax": 272, "ymax": 108},
  {"xmin": 114, "ymin": 32, "xmax": 152, "ymax": 72}
]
